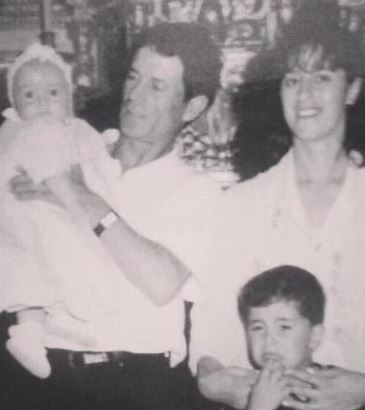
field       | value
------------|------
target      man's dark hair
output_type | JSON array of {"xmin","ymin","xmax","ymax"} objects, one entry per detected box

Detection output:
[
  {"xmin": 238, "ymin": 265, "xmax": 325, "ymax": 326},
  {"xmin": 130, "ymin": 22, "xmax": 222, "ymax": 107}
]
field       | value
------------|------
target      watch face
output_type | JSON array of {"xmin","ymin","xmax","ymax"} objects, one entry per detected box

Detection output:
[
  {"xmin": 94, "ymin": 211, "xmax": 118, "ymax": 237},
  {"xmin": 102, "ymin": 211, "xmax": 119, "ymax": 228}
]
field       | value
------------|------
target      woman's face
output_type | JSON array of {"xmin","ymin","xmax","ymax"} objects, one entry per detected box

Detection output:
[{"xmin": 280, "ymin": 46, "xmax": 360, "ymax": 145}]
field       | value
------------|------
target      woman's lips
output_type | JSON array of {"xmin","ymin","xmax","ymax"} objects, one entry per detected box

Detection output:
[{"xmin": 297, "ymin": 108, "xmax": 321, "ymax": 118}]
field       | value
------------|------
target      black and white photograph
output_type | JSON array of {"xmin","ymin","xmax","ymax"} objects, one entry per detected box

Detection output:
[{"xmin": 1, "ymin": 0, "xmax": 365, "ymax": 409}]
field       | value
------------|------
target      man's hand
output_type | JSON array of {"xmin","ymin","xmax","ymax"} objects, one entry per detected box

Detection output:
[
  {"xmin": 9, "ymin": 167, "xmax": 110, "ymax": 227},
  {"xmin": 9, "ymin": 167, "xmax": 61, "ymax": 205},
  {"xmin": 197, "ymin": 356, "xmax": 258, "ymax": 409},
  {"xmin": 283, "ymin": 366, "xmax": 365, "ymax": 410}
]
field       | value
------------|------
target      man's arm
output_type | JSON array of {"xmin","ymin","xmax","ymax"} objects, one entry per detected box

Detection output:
[
  {"xmin": 10, "ymin": 170, "xmax": 191, "ymax": 305},
  {"xmin": 197, "ymin": 356, "xmax": 258, "ymax": 409},
  {"xmin": 88, "ymin": 195, "xmax": 192, "ymax": 306}
]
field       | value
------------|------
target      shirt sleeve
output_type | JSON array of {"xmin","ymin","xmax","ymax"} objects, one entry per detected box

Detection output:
[{"xmin": 151, "ymin": 174, "xmax": 222, "ymax": 302}]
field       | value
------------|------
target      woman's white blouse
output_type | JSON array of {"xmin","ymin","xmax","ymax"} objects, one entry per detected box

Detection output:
[{"xmin": 190, "ymin": 150, "xmax": 365, "ymax": 373}]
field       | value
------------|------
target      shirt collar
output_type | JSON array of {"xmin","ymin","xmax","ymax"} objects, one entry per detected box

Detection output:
[{"xmin": 266, "ymin": 149, "xmax": 365, "ymax": 239}]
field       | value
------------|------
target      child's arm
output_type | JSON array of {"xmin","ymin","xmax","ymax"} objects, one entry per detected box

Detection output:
[{"xmin": 197, "ymin": 356, "xmax": 258, "ymax": 409}]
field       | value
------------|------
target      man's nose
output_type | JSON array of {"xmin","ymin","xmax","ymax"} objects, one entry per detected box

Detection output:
[{"xmin": 126, "ymin": 79, "xmax": 145, "ymax": 102}]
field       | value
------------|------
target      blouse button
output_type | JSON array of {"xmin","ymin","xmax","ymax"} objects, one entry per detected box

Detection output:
[
  {"xmin": 333, "ymin": 327, "xmax": 343, "ymax": 337},
  {"xmin": 314, "ymin": 243, "xmax": 322, "ymax": 252}
]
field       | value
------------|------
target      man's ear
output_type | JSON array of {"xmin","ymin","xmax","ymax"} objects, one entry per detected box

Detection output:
[
  {"xmin": 309, "ymin": 324, "xmax": 324, "ymax": 351},
  {"xmin": 182, "ymin": 95, "xmax": 209, "ymax": 123},
  {"xmin": 346, "ymin": 77, "xmax": 362, "ymax": 105}
]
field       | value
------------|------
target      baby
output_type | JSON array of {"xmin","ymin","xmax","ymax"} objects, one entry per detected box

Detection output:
[
  {"xmin": 0, "ymin": 43, "xmax": 123, "ymax": 379},
  {"xmin": 237, "ymin": 265, "xmax": 326, "ymax": 410}
]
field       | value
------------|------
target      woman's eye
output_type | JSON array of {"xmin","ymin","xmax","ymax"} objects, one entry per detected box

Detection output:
[
  {"xmin": 280, "ymin": 325, "xmax": 291, "ymax": 331},
  {"xmin": 24, "ymin": 90, "xmax": 34, "ymax": 99},
  {"xmin": 283, "ymin": 76, "xmax": 299, "ymax": 87},
  {"xmin": 126, "ymin": 72, "xmax": 138, "ymax": 82},
  {"xmin": 314, "ymin": 73, "xmax": 331, "ymax": 83},
  {"xmin": 50, "ymin": 89, "xmax": 59, "ymax": 97}
]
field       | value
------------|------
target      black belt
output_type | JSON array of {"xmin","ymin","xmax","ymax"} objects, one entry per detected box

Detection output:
[{"xmin": 47, "ymin": 348, "xmax": 170, "ymax": 369}]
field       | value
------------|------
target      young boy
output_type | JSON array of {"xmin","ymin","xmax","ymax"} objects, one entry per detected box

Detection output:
[{"xmin": 237, "ymin": 265, "xmax": 326, "ymax": 410}]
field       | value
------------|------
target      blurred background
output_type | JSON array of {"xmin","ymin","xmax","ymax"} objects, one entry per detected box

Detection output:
[{"xmin": 1, "ymin": 0, "xmax": 365, "ymax": 181}]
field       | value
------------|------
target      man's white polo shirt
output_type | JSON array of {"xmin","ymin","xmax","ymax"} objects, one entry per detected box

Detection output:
[{"xmin": 45, "ymin": 149, "xmax": 221, "ymax": 367}]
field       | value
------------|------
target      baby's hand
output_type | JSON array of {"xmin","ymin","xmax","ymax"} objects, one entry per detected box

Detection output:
[
  {"xmin": 9, "ymin": 167, "xmax": 62, "ymax": 206},
  {"xmin": 248, "ymin": 359, "xmax": 292, "ymax": 410}
]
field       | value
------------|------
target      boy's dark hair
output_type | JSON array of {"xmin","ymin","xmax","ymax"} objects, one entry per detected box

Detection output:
[
  {"xmin": 238, "ymin": 265, "xmax": 325, "ymax": 325},
  {"xmin": 129, "ymin": 22, "xmax": 222, "ymax": 107}
]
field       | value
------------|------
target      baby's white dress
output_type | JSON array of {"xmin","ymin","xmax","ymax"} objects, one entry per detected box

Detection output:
[{"xmin": 0, "ymin": 108, "xmax": 125, "ymax": 321}]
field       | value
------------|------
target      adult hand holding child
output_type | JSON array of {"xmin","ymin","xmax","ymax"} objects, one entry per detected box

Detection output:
[{"xmin": 284, "ymin": 366, "xmax": 365, "ymax": 410}]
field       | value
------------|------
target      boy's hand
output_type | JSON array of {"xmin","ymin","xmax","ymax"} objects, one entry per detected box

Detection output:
[{"xmin": 248, "ymin": 359, "xmax": 292, "ymax": 410}]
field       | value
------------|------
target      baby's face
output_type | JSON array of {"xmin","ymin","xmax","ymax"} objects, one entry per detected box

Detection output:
[
  {"xmin": 12, "ymin": 60, "xmax": 71, "ymax": 121},
  {"xmin": 245, "ymin": 300, "xmax": 322, "ymax": 370}
]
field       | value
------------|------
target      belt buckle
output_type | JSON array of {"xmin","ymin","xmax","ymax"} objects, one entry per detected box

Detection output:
[
  {"xmin": 69, "ymin": 351, "xmax": 109, "ymax": 367},
  {"xmin": 83, "ymin": 352, "xmax": 109, "ymax": 365}
]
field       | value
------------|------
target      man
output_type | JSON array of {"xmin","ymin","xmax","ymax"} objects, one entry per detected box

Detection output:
[{"xmin": 5, "ymin": 22, "xmax": 222, "ymax": 410}]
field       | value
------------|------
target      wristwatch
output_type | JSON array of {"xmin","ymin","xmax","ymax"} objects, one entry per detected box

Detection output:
[{"xmin": 93, "ymin": 210, "xmax": 119, "ymax": 237}]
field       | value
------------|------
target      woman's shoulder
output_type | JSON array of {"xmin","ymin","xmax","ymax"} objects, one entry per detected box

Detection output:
[{"xmin": 226, "ymin": 153, "xmax": 288, "ymax": 202}]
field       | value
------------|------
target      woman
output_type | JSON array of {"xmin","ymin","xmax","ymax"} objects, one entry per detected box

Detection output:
[{"xmin": 191, "ymin": 3, "xmax": 365, "ymax": 409}]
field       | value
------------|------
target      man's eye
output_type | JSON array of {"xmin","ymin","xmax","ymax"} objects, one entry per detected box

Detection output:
[
  {"xmin": 250, "ymin": 325, "xmax": 263, "ymax": 332},
  {"xmin": 280, "ymin": 325, "xmax": 291, "ymax": 331},
  {"xmin": 50, "ymin": 89, "xmax": 59, "ymax": 97},
  {"xmin": 152, "ymin": 80, "xmax": 166, "ymax": 92}
]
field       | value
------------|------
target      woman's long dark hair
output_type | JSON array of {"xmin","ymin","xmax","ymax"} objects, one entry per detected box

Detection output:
[{"xmin": 233, "ymin": 0, "xmax": 365, "ymax": 181}]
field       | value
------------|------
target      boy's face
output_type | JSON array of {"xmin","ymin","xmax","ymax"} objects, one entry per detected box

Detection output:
[
  {"xmin": 245, "ymin": 300, "xmax": 323, "ymax": 370},
  {"xmin": 12, "ymin": 60, "xmax": 71, "ymax": 121}
]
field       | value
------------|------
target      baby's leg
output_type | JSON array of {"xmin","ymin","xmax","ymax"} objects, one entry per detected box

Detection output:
[{"xmin": 6, "ymin": 308, "xmax": 51, "ymax": 379}]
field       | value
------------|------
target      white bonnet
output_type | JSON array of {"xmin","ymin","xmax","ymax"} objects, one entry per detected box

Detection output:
[{"xmin": 7, "ymin": 42, "xmax": 73, "ymax": 106}]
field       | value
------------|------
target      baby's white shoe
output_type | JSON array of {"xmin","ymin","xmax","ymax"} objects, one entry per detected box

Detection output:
[{"xmin": 6, "ymin": 322, "xmax": 51, "ymax": 379}]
